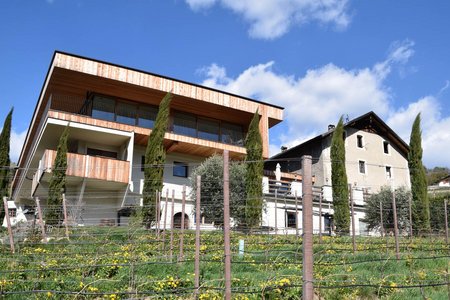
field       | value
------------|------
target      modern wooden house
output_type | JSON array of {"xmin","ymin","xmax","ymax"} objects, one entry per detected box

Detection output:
[{"xmin": 11, "ymin": 51, "xmax": 284, "ymax": 226}]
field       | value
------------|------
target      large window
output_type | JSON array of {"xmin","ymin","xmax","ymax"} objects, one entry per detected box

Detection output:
[
  {"xmin": 173, "ymin": 111, "xmax": 244, "ymax": 146},
  {"xmin": 221, "ymin": 122, "xmax": 244, "ymax": 146},
  {"xmin": 116, "ymin": 102, "xmax": 137, "ymax": 125},
  {"xmin": 138, "ymin": 105, "xmax": 158, "ymax": 128},
  {"xmin": 90, "ymin": 94, "xmax": 158, "ymax": 128},
  {"xmin": 92, "ymin": 96, "xmax": 115, "ymax": 121},
  {"xmin": 198, "ymin": 118, "xmax": 220, "ymax": 142},
  {"xmin": 173, "ymin": 112, "xmax": 197, "ymax": 137},
  {"xmin": 88, "ymin": 94, "xmax": 244, "ymax": 146}
]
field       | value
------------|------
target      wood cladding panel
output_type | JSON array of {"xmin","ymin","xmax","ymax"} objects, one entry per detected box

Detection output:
[
  {"xmin": 53, "ymin": 53, "xmax": 283, "ymax": 123},
  {"xmin": 49, "ymin": 69, "xmax": 255, "ymax": 127},
  {"xmin": 42, "ymin": 149, "xmax": 129, "ymax": 184}
]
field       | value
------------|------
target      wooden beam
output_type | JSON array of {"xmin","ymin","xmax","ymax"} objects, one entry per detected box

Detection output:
[{"xmin": 166, "ymin": 141, "xmax": 179, "ymax": 153}]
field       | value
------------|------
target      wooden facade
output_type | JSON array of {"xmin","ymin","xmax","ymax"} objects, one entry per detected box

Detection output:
[{"xmin": 32, "ymin": 149, "xmax": 130, "ymax": 195}]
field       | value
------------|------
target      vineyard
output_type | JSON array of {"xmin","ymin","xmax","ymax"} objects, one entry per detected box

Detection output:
[{"xmin": 1, "ymin": 226, "xmax": 449, "ymax": 299}]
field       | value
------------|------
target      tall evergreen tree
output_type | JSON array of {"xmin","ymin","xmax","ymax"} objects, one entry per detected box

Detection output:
[
  {"xmin": 142, "ymin": 92, "xmax": 172, "ymax": 228},
  {"xmin": 408, "ymin": 113, "xmax": 430, "ymax": 234},
  {"xmin": 0, "ymin": 108, "xmax": 13, "ymax": 221},
  {"xmin": 245, "ymin": 110, "xmax": 264, "ymax": 229},
  {"xmin": 45, "ymin": 126, "xmax": 69, "ymax": 225},
  {"xmin": 330, "ymin": 116, "xmax": 350, "ymax": 234}
]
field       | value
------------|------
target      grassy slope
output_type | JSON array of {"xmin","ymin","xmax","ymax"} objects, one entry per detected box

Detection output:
[{"xmin": 0, "ymin": 227, "xmax": 448, "ymax": 299}]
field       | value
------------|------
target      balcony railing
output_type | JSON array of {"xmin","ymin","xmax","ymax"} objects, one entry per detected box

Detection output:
[{"xmin": 32, "ymin": 149, "xmax": 130, "ymax": 195}]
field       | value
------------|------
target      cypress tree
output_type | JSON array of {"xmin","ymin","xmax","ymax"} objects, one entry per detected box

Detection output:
[
  {"xmin": 408, "ymin": 113, "xmax": 430, "ymax": 234},
  {"xmin": 330, "ymin": 116, "xmax": 350, "ymax": 234},
  {"xmin": 0, "ymin": 108, "xmax": 13, "ymax": 221},
  {"xmin": 142, "ymin": 92, "xmax": 172, "ymax": 228},
  {"xmin": 245, "ymin": 109, "xmax": 264, "ymax": 229},
  {"xmin": 45, "ymin": 125, "xmax": 69, "ymax": 225}
]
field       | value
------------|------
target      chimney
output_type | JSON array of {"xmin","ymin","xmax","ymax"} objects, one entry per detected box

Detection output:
[{"xmin": 328, "ymin": 124, "xmax": 335, "ymax": 131}]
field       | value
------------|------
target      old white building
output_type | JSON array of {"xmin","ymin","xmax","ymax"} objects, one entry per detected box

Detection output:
[{"xmin": 264, "ymin": 112, "xmax": 411, "ymax": 235}]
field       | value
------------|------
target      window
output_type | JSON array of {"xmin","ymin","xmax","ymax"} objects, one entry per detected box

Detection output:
[
  {"xmin": 173, "ymin": 162, "xmax": 188, "ymax": 177},
  {"xmin": 8, "ymin": 209, "xmax": 16, "ymax": 218},
  {"xmin": 221, "ymin": 122, "xmax": 244, "ymax": 146},
  {"xmin": 87, "ymin": 148, "xmax": 117, "ymax": 159},
  {"xmin": 357, "ymin": 135, "xmax": 363, "ymax": 148},
  {"xmin": 358, "ymin": 160, "xmax": 366, "ymax": 174},
  {"xmin": 385, "ymin": 166, "xmax": 392, "ymax": 179},
  {"xmin": 324, "ymin": 213, "xmax": 333, "ymax": 235},
  {"xmin": 91, "ymin": 96, "xmax": 115, "ymax": 121},
  {"xmin": 198, "ymin": 118, "xmax": 220, "ymax": 142},
  {"xmin": 116, "ymin": 102, "xmax": 137, "ymax": 125},
  {"xmin": 141, "ymin": 156, "xmax": 145, "ymax": 172},
  {"xmin": 173, "ymin": 112, "xmax": 197, "ymax": 137},
  {"xmin": 138, "ymin": 105, "xmax": 158, "ymax": 128},
  {"xmin": 383, "ymin": 141, "xmax": 389, "ymax": 154},
  {"xmin": 286, "ymin": 211, "xmax": 297, "ymax": 228}
]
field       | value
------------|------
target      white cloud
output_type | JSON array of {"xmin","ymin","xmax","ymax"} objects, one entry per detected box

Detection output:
[
  {"xmin": 10, "ymin": 129, "xmax": 26, "ymax": 164},
  {"xmin": 373, "ymin": 39, "xmax": 415, "ymax": 79},
  {"xmin": 186, "ymin": 0, "xmax": 351, "ymax": 39},
  {"xmin": 438, "ymin": 80, "xmax": 450, "ymax": 96},
  {"xmin": 387, "ymin": 97, "xmax": 450, "ymax": 168},
  {"xmin": 186, "ymin": 0, "xmax": 217, "ymax": 10},
  {"xmin": 198, "ymin": 40, "xmax": 450, "ymax": 167}
]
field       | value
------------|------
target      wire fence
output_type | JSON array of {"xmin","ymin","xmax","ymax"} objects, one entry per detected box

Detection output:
[{"xmin": 1, "ymin": 156, "xmax": 450, "ymax": 299}]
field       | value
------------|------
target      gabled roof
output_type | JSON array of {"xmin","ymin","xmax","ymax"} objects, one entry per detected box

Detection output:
[
  {"xmin": 438, "ymin": 174, "xmax": 450, "ymax": 182},
  {"xmin": 269, "ymin": 111, "xmax": 409, "ymax": 160}
]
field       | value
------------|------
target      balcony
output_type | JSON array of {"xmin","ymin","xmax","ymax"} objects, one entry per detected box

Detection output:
[
  {"xmin": 44, "ymin": 94, "xmax": 247, "ymax": 159},
  {"xmin": 32, "ymin": 149, "xmax": 130, "ymax": 196}
]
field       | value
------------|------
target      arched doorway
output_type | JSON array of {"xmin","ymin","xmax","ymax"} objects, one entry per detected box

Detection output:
[{"xmin": 173, "ymin": 212, "xmax": 189, "ymax": 229}]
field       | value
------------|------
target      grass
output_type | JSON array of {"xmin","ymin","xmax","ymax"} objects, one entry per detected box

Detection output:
[{"xmin": 0, "ymin": 226, "xmax": 448, "ymax": 299}]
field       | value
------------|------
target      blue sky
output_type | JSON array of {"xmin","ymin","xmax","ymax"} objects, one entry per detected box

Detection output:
[{"xmin": 1, "ymin": 0, "xmax": 449, "ymax": 168}]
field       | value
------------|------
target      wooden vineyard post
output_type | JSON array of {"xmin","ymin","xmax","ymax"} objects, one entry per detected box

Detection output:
[
  {"xmin": 350, "ymin": 184, "xmax": 356, "ymax": 253},
  {"xmin": 223, "ymin": 150, "xmax": 231, "ymax": 300},
  {"xmin": 62, "ymin": 194, "xmax": 70, "ymax": 239},
  {"xmin": 274, "ymin": 189, "xmax": 278, "ymax": 235},
  {"xmin": 194, "ymin": 175, "xmax": 201, "ymax": 298},
  {"xmin": 169, "ymin": 189, "xmax": 175, "ymax": 262},
  {"xmin": 3, "ymin": 197, "xmax": 15, "ymax": 253},
  {"xmin": 156, "ymin": 191, "xmax": 160, "ymax": 239},
  {"xmin": 444, "ymin": 199, "xmax": 448, "ymax": 245},
  {"xmin": 319, "ymin": 192, "xmax": 323, "ymax": 244},
  {"xmin": 162, "ymin": 189, "xmax": 169, "ymax": 252},
  {"xmin": 302, "ymin": 155, "xmax": 314, "ymax": 300},
  {"xmin": 391, "ymin": 189, "xmax": 400, "ymax": 260},
  {"xmin": 409, "ymin": 194, "xmax": 413, "ymax": 238},
  {"xmin": 35, "ymin": 197, "xmax": 48, "ymax": 243},
  {"xmin": 295, "ymin": 191, "xmax": 299, "ymax": 239},
  {"xmin": 178, "ymin": 185, "xmax": 186, "ymax": 262}
]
